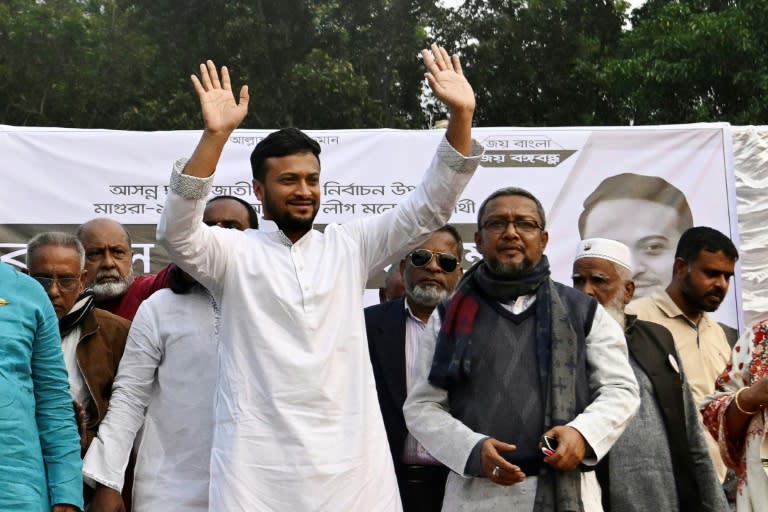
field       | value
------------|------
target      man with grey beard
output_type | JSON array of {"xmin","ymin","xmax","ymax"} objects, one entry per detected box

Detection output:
[
  {"xmin": 571, "ymin": 237, "xmax": 726, "ymax": 512},
  {"xmin": 365, "ymin": 225, "xmax": 464, "ymax": 512},
  {"xmin": 76, "ymin": 218, "xmax": 171, "ymax": 321}
]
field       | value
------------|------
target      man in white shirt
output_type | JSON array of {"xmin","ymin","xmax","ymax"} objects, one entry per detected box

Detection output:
[
  {"xmin": 83, "ymin": 196, "xmax": 258, "ymax": 512},
  {"xmin": 402, "ymin": 187, "xmax": 639, "ymax": 512},
  {"xmin": 157, "ymin": 45, "xmax": 482, "ymax": 511}
]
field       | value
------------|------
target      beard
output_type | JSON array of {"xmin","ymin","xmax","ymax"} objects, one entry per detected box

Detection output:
[
  {"xmin": 91, "ymin": 268, "xmax": 133, "ymax": 301},
  {"xmin": 405, "ymin": 282, "xmax": 451, "ymax": 308},
  {"xmin": 403, "ymin": 265, "xmax": 452, "ymax": 307},
  {"xmin": 603, "ymin": 290, "xmax": 627, "ymax": 330},
  {"xmin": 485, "ymin": 255, "xmax": 535, "ymax": 279},
  {"xmin": 262, "ymin": 190, "xmax": 318, "ymax": 234},
  {"xmin": 680, "ymin": 272, "xmax": 723, "ymax": 313}
]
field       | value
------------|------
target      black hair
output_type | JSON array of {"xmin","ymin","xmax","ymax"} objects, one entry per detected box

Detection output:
[
  {"xmin": 435, "ymin": 225, "xmax": 464, "ymax": 259},
  {"xmin": 206, "ymin": 195, "xmax": 259, "ymax": 229},
  {"xmin": 477, "ymin": 187, "xmax": 546, "ymax": 229},
  {"xmin": 578, "ymin": 173, "xmax": 693, "ymax": 237},
  {"xmin": 250, "ymin": 128, "xmax": 321, "ymax": 182},
  {"xmin": 675, "ymin": 226, "xmax": 739, "ymax": 262}
]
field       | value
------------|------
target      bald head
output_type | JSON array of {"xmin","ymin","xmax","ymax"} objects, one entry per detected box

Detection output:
[{"xmin": 76, "ymin": 218, "xmax": 134, "ymax": 301}]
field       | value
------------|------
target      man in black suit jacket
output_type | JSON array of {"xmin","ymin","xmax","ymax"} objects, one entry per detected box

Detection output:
[{"xmin": 365, "ymin": 226, "xmax": 464, "ymax": 512}]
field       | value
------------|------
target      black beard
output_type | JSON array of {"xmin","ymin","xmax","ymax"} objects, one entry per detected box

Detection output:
[
  {"xmin": 261, "ymin": 190, "xmax": 318, "ymax": 235},
  {"xmin": 680, "ymin": 273, "xmax": 721, "ymax": 313},
  {"xmin": 271, "ymin": 211, "xmax": 315, "ymax": 233},
  {"xmin": 485, "ymin": 257, "xmax": 534, "ymax": 279}
]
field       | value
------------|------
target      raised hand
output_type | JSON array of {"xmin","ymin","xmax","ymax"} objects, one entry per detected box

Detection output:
[
  {"xmin": 191, "ymin": 60, "xmax": 249, "ymax": 136},
  {"xmin": 421, "ymin": 44, "xmax": 475, "ymax": 114}
]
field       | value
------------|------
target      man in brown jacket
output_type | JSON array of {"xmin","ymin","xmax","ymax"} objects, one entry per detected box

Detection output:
[{"xmin": 26, "ymin": 232, "xmax": 130, "ymax": 451}]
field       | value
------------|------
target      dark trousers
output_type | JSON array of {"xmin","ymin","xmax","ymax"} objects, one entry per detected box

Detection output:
[{"xmin": 396, "ymin": 464, "xmax": 449, "ymax": 512}]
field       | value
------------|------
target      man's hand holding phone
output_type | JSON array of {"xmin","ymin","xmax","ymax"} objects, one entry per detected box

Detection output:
[
  {"xmin": 540, "ymin": 435, "xmax": 558, "ymax": 457},
  {"xmin": 540, "ymin": 426, "xmax": 587, "ymax": 471}
]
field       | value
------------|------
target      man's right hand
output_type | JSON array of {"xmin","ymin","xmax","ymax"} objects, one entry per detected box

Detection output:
[
  {"xmin": 88, "ymin": 485, "xmax": 125, "ymax": 512},
  {"xmin": 480, "ymin": 437, "xmax": 526, "ymax": 486},
  {"xmin": 191, "ymin": 60, "xmax": 249, "ymax": 137}
]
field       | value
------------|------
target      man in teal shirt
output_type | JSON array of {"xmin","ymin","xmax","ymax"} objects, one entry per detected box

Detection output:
[{"xmin": 0, "ymin": 262, "xmax": 83, "ymax": 511}]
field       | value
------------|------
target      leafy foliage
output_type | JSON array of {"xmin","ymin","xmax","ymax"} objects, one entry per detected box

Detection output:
[
  {"xmin": 3, "ymin": 0, "xmax": 768, "ymax": 129},
  {"xmin": 604, "ymin": 0, "xmax": 768, "ymax": 124}
]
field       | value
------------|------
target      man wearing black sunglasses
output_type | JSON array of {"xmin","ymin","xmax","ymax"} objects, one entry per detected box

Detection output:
[
  {"xmin": 404, "ymin": 187, "xmax": 640, "ymax": 512},
  {"xmin": 365, "ymin": 226, "xmax": 464, "ymax": 512}
]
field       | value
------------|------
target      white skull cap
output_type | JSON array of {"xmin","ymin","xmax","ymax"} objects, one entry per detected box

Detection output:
[{"xmin": 575, "ymin": 238, "xmax": 633, "ymax": 272}]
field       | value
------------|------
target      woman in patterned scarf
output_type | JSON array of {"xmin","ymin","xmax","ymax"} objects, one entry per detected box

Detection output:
[{"xmin": 701, "ymin": 320, "xmax": 768, "ymax": 511}]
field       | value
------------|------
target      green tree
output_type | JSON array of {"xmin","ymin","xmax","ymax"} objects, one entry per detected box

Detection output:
[
  {"xmin": 604, "ymin": 0, "xmax": 768, "ymax": 124},
  {"xmin": 431, "ymin": 0, "xmax": 629, "ymax": 126},
  {"xmin": 0, "ymin": 0, "xmax": 155, "ymax": 128},
  {"xmin": 110, "ymin": 0, "xmax": 440, "ymax": 129},
  {"xmin": 1, "ymin": 0, "xmax": 443, "ymax": 129}
]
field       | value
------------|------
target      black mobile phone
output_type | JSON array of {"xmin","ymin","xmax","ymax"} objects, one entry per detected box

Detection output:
[{"xmin": 541, "ymin": 435, "xmax": 558, "ymax": 456}]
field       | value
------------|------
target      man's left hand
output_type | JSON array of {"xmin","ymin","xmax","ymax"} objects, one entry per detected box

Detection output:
[
  {"xmin": 541, "ymin": 425, "xmax": 587, "ymax": 471},
  {"xmin": 52, "ymin": 505, "xmax": 80, "ymax": 512}
]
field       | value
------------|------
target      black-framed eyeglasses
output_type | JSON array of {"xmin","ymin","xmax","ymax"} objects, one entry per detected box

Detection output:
[
  {"xmin": 31, "ymin": 275, "xmax": 81, "ymax": 292},
  {"xmin": 481, "ymin": 218, "xmax": 543, "ymax": 235},
  {"xmin": 407, "ymin": 249, "xmax": 459, "ymax": 273}
]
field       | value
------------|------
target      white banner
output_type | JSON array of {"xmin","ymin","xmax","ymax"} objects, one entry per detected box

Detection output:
[{"xmin": 1, "ymin": 123, "xmax": 740, "ymax": 327}]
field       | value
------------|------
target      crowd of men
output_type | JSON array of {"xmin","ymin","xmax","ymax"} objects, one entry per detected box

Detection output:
[{"xmin": 1, "ymin": 44, "xmax": 762, "ymax": 512}]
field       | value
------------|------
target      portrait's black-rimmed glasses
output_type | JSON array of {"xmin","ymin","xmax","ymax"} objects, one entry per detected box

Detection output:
[
  {"xmin": 407, "ymin": 249, "xmax": 459, "ymax": 273},
  {"xmin": 31, "ymin": 275, "xmax": 81, "ymax": 292}
]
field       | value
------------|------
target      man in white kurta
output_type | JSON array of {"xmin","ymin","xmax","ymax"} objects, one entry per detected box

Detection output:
[
  {"xmin": 83, "ymin": 196, "xmax": 258, "ymax": 511},
  {"xmin": 157, "ymin": 47, "xmax": 481, "ymax": 511},
  {"xmin": 82, "ymin": 286, "xmax": 219, "ymax": 511}
]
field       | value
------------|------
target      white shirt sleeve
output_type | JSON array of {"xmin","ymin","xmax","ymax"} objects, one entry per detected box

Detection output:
[
  {"xmin": 156, "ymin": 160, "xmax": 237, "ymax": 297},
  {"xmin": 567, "ymin": 304, "xmax": 640, "ymax": 463},
  {"xmin": 404, "ymin": 301, "xmax": 641, "ymax": 474},
  {"xmin": 402, "ymin": 309, "xmax": 487, "ymax": 475},
  {"xmin": 338, "ymin": 136, "xmax": 484, "ymax": 278},
  {"xmin": 82, "ymin": 300, "xmax": 164, "ymax": 491}
]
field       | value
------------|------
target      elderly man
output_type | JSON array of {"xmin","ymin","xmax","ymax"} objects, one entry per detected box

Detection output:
[
  {"xmin": 83, "ymin": 196, "xmax": 258, "ymax": 512},
  {"xmin": 403, "ymin": 187, "xmax": 639, "ymax": 511},
  {"xmin": 0, "ymin": 262, "xmax": 83, "ymax": 511},
  {"xmin": 627, "ymin": 226, "xmax": 738, "ymax": 482},
  {"xmin": 571, "ymin": 238, "xmax": 727, "ymax": 512},
  {"xmin": 157, "ymin": 45, "xmax": 481, "ymax": 511},
  {"xmin": 26, "ymin": 232, "xmax": 131, "ymax": 452},
  {"xmin": 365, "ymin": 225, "xmax": 464, "ymax": 512},
  {"xmin": 578, "ymin": 173, "xmax": 693, "ymax": 299},
  {"xmin": 76, "ymin": 219, "xmax": 171, "ymax": 320}
]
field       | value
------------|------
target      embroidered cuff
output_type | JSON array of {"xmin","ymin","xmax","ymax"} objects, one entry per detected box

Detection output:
[
  {"xmin": 436, "ymin": 136, "xmax": 484, "ymax": 174},
  {"xmin": 169, "ymin": 158, "xmax": 214, "ymax": 200}
]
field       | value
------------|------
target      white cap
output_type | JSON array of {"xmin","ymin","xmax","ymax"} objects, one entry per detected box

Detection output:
[{"xmin": 575, "ymin": 238, "xmax": 633, "ymax": 272}]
